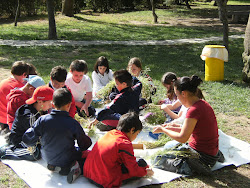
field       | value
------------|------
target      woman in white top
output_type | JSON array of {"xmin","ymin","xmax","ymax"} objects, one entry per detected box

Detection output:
[{"xmin": 92, "ymin": 56, "xmax": 113, "ymax": 97}]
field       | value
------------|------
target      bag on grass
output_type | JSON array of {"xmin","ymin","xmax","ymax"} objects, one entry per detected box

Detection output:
[{"xmin": 152, "ymin": 153, "xmax": 192, "ymax": 175}]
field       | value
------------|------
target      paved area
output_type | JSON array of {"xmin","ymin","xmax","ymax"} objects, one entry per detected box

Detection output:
[{"xmin": 0, "ymin": 34, "xmax": 244, "ymax": 47}]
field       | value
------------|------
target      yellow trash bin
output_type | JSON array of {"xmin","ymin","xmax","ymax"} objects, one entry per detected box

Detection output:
[{"xmin": 200, "ymin": 45, "xmax": 228, "ymax": 81}]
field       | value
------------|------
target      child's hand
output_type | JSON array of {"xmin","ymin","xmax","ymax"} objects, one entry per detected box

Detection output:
[
  {"xmin": 158, "ymin": 100, "xmax": 165, "ymax": 105},
  {"xmin": 162, "ymin": 123, "xmax": 169, "ymax": 127},
  {"xmin": 88, "ymin": 119, "xmax": 98, "ymax": 129},
  {"xmin": 152, "ymin": 126, "xmax": 163, "ymax": 133},
  {"xmin": 81, "ymin": 105, "xmax": 89, "ymax": 116},
  {"xmin": 146, "ymin": 168, "xmax": 154, "ymax": 177}
]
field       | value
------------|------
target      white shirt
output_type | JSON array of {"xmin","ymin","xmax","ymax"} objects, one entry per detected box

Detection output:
[
  {"xmin": 92, "ymin": 69, "xmax": 113, "ymax": 96},
  {"xmin": 65, "ymin": 73, "xmax": 92, "ymax": 102},
  {"xmin": 172, "ymin": 105, "xmax": 188, "ymax": 126}
]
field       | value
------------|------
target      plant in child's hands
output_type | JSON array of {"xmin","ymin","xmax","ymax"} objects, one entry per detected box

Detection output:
[
  {"xmin": 96, "ymin": 80, "xmax": 115, "ymax": 100},
  {"xmin": 144, "ymin": 104, "xmax": 166, "ymax": 125}
]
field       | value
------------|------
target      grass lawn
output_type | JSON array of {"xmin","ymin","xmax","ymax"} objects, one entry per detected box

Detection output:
[{"xmin": 0, "ymin": 2, "xmax": 246, "ymax": 41}]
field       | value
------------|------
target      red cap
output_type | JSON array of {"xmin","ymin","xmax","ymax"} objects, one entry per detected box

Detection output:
[{"xmin": 26, "ymin": 86, "xmax": 54, "ymax": 105}]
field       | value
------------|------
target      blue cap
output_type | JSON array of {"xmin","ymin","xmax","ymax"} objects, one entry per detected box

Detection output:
[{"xmin": 25, "ymin": 75, "xmax": 45, "ymax": 88}]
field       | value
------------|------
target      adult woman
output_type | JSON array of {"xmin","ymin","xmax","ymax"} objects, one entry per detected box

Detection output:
[{"xmin": 153, "ymin": 75, "xmax": 224, "ymax": 174}]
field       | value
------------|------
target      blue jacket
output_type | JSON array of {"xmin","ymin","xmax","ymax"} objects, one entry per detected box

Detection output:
[
  {"xmin": 22, "ymin": 110, "xmax": 92, "ymax": 167},
  {"xmin": 97, "ymin": 82, "xmax": 142, "ymax": 121},
  {"xmin": 10, "ymin": 104, "xmax": 41, "ymax": 148}
]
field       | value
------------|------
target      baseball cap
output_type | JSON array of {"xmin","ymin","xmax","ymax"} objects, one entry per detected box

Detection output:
[
  {"xmin": 26, "ymin": 86, "xmax": 54, "ymax": 105},
  {"xmin": 24, "ymin": 75, "xmax": 45, "ymax": 88}
]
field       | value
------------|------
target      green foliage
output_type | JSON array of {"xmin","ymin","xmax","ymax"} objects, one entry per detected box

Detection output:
[
  {"xmin": 144, "ymin": 104, "xmax": 166, "ymax": 125},
  {"xmin": 142, "ymin": 134, "xmax": 172, "ymax": 149},
  {"xmin": 96, "ymin": 80, "xmax": 115, "ymax": 100}
]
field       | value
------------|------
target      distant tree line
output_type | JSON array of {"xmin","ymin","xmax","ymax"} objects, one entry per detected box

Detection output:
[
  {"xmin": 0, "ymin": 0, "xmax": 171, "ymax": 18},
  {"xmin": 0, "ymin": 0, "xmax": 84, "ymax": 18}
]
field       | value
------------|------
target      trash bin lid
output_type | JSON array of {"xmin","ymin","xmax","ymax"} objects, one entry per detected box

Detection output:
[{"xmin": 201, "ymin": 45, "xmax": 228, "ymax": 62}]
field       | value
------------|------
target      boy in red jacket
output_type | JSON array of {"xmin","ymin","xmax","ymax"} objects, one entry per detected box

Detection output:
[{"xmin": 82, "ymin": 111, "xmax": 154, "ymax": 187}]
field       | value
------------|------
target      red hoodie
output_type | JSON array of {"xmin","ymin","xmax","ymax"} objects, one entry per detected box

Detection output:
[
  {"xmin": 6, "ymin": 89, "xmax": 29, "ymax": 129},
  {"xmin": 0, "ymin": 77, "xmax": 24, "ymax": 125},
  {"xmin": 84, "ymin": 129, "xmax": 147, "ymax": 188}
]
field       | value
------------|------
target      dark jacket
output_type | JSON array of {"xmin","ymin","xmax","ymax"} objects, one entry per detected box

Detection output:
[
  {"xmin": 48, "ymin": 82, "xmax": 76, "ymax": 119},
  {"xmin": 9, "ymin": 104, "xmax": 40, "ymax": 148},
  {"xmin": 22, "ymin": 110, "xmax": 92, "ymax": 167},
  {"xmin": 96, "ymin": 82, "xmax": 142, "ymax": 122}
]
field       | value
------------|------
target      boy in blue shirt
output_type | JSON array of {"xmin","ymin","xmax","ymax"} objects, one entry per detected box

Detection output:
[{"xmin": 23, "ymin": 88, "xmax": 92, "ymax": 179}]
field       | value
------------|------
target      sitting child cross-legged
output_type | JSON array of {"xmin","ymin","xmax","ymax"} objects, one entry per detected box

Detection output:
[
  {"xmin": 89, "ymin": 69, "xmax": 142, "ymax": 131},
  {"xmin": 22, "ymin": 88, "xmax": 92, "ymax": 183},
  {"xmin": 84, "ymin": 111, "xmax": 154, "ymax": 188}
]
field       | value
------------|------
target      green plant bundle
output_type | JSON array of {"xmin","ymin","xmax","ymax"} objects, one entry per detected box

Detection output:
[
  {"xmin": 138, "ymin": 76, "xmax": 152, "ymax": 101},
  {"xmin": 75, "ymin": 114, "xmax": 90, "ymax": 128},
  {"xmin": 149, "ymin": 146, "xmax": 200, "ymax": 161},
  {"xmin": 96, "ymin": 80, "xmax": 115, "ymax": 100},
  {"xmin": 87, "ymin": 127, "xmax": 99, "ymax": 139},
  {"xmin": 144, "ymin": 104, "xmax": 166, "ymax": 125},
  {"xmin": 141, "ymin": 134, "xmax": 172, "ymax": 149}
]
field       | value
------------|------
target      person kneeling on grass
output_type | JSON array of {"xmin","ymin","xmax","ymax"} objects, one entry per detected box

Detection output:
[
  {"xmin": 22, "ymin": 88, "xmax": 92, "ymax": 183},
  {"xmin": 84, "ymin": 111, "xmax": 154, "ymax": 188}
]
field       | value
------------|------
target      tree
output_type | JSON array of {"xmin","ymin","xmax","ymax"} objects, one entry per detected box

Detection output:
[
  {"xmin": 151, "ymin": 0, "xmax": 158, "ymax": 23},
  {"xmin": 47, "ymin": 0, "xmax": 57, "ymax": 39},
  {"xmin": 14, "ymin": 0, "xmax": 20, "ymax": 26},
  {"xmin": 215, "ymin": 0, "xmax": 229, "ymax": 50},
  {"xmin": 242, "ymin": 15, "xmax": 250, "ymax": 83},
  {"xmin": 62, "ymin": 0, "xmax": 74, "ymax": 17}
]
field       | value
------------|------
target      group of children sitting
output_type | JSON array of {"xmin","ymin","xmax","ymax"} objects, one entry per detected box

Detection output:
[{"xmin": 0, "ymin": 57, "xmax": 224, "ymax": 187}]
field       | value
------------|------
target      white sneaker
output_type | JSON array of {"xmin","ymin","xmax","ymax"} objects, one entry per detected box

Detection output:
[{"xmin": 67, "ymin": 161, "xmax": 81, "ymax": 184}]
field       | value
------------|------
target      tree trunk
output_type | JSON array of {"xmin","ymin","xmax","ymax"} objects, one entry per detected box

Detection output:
[
  {"xmin": 242, "ymin": 14, "xmax": 250, "ymax": 83},
  {"xmin": 14, "ymin": 0, "xmax": 20, "ymax": 27},
  {"xmin": 150, "ymin": 0, "xmax": 158, "ymax": 23},
  {"xmin": 185, "ymin": 0, "xmax": 191, "ymax": 9},
  {"xmin": 47, "ymin": 0, "xmax": 57, "ymax": 39},
  {"xmin": 216, "ymin": 0, "xmax": 229, "ymax": 50},
  {"xmin": 62, "ymin": 0, "xmax": 74, "ymax": 17}
]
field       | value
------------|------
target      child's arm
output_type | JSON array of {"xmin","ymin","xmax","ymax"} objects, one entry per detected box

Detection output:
[
  {"xmin": 161, "ymin": 105, "xmax": 179, "ymax": 119},
  {"xmin": 76, "ymin": 122, "xmax": 92, "ymax": 150},
  {"xmin": 120, "ymin": 143, "xmax": 153, "ymax": 179},
  {"xmin": 22, "ymin": 118, "xmax": 42, "ymax": 147},
  {"xmin": 81, "ymin": 91, "xmax": 92, "ymax": 116}
]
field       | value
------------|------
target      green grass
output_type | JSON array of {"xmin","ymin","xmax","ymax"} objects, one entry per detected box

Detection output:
[
  {"xmin": 0, "ymin": 2, "xmax": 244, "ymax": 41},
  {"xmin": 0, "ymin": 38, "xmax": 249, "ymax": 117}
]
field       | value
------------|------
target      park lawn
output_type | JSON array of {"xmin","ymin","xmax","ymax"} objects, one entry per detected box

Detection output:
[
  {"xmin": 0, "ymin": 38, "xmax": 249, "ymax": 119},
  {"xmin": 0, "ymin": 1, "xmax": 244, "ymax": 41},
  {"xmin": 0, "ymin": 39, "xmax": 249, "ymax": 187}
]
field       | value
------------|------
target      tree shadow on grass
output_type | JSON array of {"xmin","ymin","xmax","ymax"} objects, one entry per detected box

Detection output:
[
  {"xmin": 0, "ymin": 14, "xmax": 48, "ymax": 25},
  {"xmin": 195, "ymin": 164, "xmax": 250, "ymax": 187}
]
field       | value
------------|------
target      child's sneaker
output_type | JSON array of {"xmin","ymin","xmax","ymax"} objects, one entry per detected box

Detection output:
[{"xmin": 67, "ymin": 161, "xmax": 81, "ymax": 184}]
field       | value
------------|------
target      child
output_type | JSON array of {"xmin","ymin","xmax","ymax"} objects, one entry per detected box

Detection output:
[
  {"xmin": 0, "ymin": 86, "xmax": 54, "ymax": 161},
  {"xmin": 127, "ymin": 57, "xmax": 156, "ymax": 105},
  {"xmin": 0, "ymin": 61, "xmax": 29, "ymax": 133},
  {"xmin": 65, "ymin": 60, "xmax": 95, "ymax": 117},
  {"xmin": 22, "ymin": 88, "xmax": 92, "ymax": 178},
  {"xmin": 158, "ymin": 72, "xmax": 181, "ymax": 122},
  {"xmin": 92, "ymin": 56, "xmax": 113, "ymax": 97},
  {"xmin": 84, "ymin": 112, "xmax": 154, "ymax": 187},
  {"xmin": 7, "ymin": 75, "xmax": 45, "ymax": 129},
  {"xmin": 89, "ymin": 69, "xmax": 142, "ymax": 131},
  {"xmin": 48, "ymin": 66, "xmax": 76, "ymax": 118}
]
